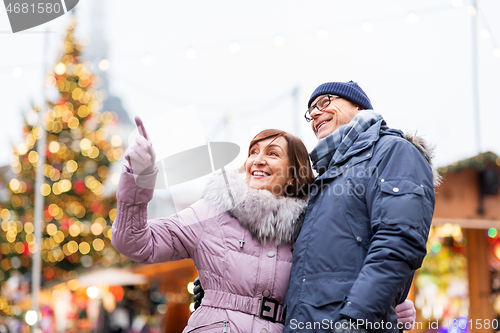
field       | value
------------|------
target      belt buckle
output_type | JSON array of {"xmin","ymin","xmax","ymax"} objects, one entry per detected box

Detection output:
[{"xmin": 258, "ymin": 296, "xmax": 279, "ymax": 323}]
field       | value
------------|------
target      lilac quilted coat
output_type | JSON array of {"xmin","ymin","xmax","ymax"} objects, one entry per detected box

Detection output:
[{"xmin": 112, "ymin": 167, "xmax": 307, "ymax": 333}]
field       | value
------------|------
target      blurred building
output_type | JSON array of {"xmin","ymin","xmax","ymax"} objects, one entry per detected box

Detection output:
[{"xmin": 81, "ymin": 1, "xmax": 133, "ymax": 132}]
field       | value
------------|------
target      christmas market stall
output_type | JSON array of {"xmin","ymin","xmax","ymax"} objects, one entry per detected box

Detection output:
[{"xmin": 413, "ymin": 152, "xmax": 500, "ymax": 333}]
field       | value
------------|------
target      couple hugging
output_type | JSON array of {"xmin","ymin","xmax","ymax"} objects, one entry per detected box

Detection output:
[{"xmin": 112, "ymin": 81, "xmax": 438, "ymax": 333}]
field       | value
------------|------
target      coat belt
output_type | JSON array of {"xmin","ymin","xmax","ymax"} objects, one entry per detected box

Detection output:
[{"xmin": 202, "ymin": 290, "xmax": 284, "ymax": 324}]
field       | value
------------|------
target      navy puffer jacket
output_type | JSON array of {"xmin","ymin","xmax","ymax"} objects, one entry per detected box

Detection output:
[{"xmin": 283, "ymin": 120, "xmax": 436, "ymax": 333}]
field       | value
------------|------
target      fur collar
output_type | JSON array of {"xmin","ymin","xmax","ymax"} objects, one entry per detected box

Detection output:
[
  {"xmin": 404, "ymin": 133, "xmax": 442, "ymax": 187},
  {"xmin": 203, "ymin": 171, "xmax": 307, "ymax": 245}
]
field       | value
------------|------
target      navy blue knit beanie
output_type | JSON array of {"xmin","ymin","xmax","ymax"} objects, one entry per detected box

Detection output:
[{"xmin": 308, "ymin": 81, "xmax": 373, "ymax": 110}]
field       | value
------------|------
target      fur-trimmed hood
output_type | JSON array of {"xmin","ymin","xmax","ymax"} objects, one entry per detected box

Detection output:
[
  {"xmin": 404, "ymin": 133, "xmax": 442, "ymax": 187},
  {"xmin": 203, "ymin": 170, "xmax": 307, "ymax": 245}
]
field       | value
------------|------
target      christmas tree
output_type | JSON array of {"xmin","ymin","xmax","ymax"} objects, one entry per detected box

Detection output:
[{"xmin": 0, "ymin": 17, "xmax": 127, "ymax": 289}]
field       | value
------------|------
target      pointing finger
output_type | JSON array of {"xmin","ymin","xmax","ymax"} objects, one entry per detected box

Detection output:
[{"xmin": 135, "ymin": 116, "xmax": 149, "ymax": 140}]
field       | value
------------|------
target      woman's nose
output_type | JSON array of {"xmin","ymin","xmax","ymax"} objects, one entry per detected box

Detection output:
[{"xmin": 253, "ymin": 155, "xmax": 267, "ymax": 165}]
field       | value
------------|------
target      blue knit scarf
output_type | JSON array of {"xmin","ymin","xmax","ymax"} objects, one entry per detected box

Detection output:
[{"xmin": 309, "ymin": 111, "xmax": 387, "ymax": 175}]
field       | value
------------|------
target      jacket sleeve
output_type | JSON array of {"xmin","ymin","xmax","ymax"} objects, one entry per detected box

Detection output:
[
  {"xmin": 339, "ymin": 138, "xmax": 435, "ymax": 324},
  {"xmin": 111, "ymin": 165, "xmax": 208, "ymax": 264}
]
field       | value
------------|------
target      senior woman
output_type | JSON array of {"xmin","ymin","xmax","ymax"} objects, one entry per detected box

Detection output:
[{"xmin": 112, "ymin": 119, "xmax": 415, "ymax": 333}]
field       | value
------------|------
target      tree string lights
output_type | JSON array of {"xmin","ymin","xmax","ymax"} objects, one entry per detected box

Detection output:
[{"xmin": 0, "ymin": 18, "xmax": 129, "ymax": 291}]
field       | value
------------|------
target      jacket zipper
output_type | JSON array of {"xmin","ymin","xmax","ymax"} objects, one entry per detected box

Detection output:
[{"xmin": 222, "ymin": 321, "xmax": 228, "ymax": 333}]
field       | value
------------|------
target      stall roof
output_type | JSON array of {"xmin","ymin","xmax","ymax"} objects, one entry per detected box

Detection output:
[{"xmin": 439, "ymin": 151, "xmax": 500, "ymax": 175}]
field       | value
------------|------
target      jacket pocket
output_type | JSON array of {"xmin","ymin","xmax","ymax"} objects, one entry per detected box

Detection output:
[
  {"xmin": 299, "ymin": 273, "xmax": 355, "ymax": 308},
  {"xmin": 380, "ymin": 179, "xmax": 424, "ymax": 225},
  {"xmin": 186, "ymin": 320, "xmax": 229, "ymax": 333}
]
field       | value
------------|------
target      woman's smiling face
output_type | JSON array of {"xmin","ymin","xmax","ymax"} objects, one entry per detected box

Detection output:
[{"xmin": 245, "ymin": 136, "xmax": 293, "ymax": 197}]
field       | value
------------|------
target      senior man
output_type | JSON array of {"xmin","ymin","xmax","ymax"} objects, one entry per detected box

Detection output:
[{"xmin": 283, "ymin": 81, "xmax": 437, "ymax": 333}]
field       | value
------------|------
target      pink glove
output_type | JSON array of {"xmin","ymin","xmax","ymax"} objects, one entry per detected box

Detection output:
[
  {"xmin": 124, "ymin": 116, "xmax": 156, "ymax": 176},
  {"xmin": 395, "ymin": 300, "xmax": 416, "ymax": 331}
]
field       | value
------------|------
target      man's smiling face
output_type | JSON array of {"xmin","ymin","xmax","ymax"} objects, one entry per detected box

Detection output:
[{"xmin": 310, "ymin": 95, "xmax": 361, "ymax": 140}]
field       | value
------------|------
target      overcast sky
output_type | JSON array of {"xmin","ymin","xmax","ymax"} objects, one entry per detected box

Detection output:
[{"xmin": 1, "ymin": 0, "xmax": 500, "ymax": 171}]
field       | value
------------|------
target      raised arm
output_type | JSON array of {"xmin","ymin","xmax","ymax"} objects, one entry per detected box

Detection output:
[{"xmin": 111, "ymin": 116, "xmax": 205, "ymax": 264}]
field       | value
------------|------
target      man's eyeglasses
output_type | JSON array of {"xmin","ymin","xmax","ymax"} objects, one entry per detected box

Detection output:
[{"xmin": 304, "ymin": 94, "xmax": 340, "ymax": 122}]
